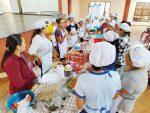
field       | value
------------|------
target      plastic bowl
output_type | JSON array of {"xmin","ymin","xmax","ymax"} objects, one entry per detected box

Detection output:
[{"xmin": 6, "ymin": 90, "xmax": 35, "ymax": 112}]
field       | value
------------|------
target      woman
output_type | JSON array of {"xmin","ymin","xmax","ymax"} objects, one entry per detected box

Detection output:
[
  {"xmin": 100, "ymin": 11, "xmax": 107, "ymax": 25},
  {"xmin": 2, "ymin": 34, "xmax": 38, "ymax": 95},
  {"xmin": 110, "ymin": 12, "xmax": 120, "ymax": 32},
  {"xmin": 29, "ymin": 19, "xmax": 53, "ymax": 74},
  {"xmin": 85, "ymin": 15, "xmax": 92, "ymax": 34},
  {"xmin": 45, "ymin": 18, "xmax": 59, "ymax": 61},
  {"xmin": 110, "ymin": 12, "xmax": 119, "ymax": 26},
  {"xmin": 111, "ymin": 45, "xmax": 150, "ymax": 113},
  {"xmin": 74, "ymin": 42, "xmax": 121, "ymax": 113},
  {"xmin": 78, "ymin": 18, "xmax": 85, "ymax": 42},
  {"xmin": 66, "ymin": 13, "xmax": 79, "ymax": 49},
  {"xmin": 113, "ymin": 23, "xmax": 131, "ymax": 68},
  {"xmin": 101, "ymin": 17, "xmax": 110, "ymax": 33},
  {"xmin": 55, "ymin": 18, "xmax": 68, "ymax": 61},
  {"xmin": 104, "ymin": 30, "xmax": 119, "ymax": 71}
]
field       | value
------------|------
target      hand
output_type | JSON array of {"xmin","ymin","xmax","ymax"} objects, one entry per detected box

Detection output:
[
  {"xmin": 32, "ymin": 66, "xmax": 41, "ymax": 77},
  {"xmin": 64, "ymin": 33, "xmax": 68, "ymax": 38}
]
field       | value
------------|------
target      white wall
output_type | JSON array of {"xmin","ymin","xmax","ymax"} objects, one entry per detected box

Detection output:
[
  {"xmin": 21, "ymin": 0, "xmax": 38, "ymax": 13},
  {"xmin": 20, "ymin": 0, "xmax": 58, "ymax": 13},
  {"xmin": 0, "ymin": 0, "xmax": 12, "ymax": 13},
  {"xmin": 62, "ymin": 0, "xmax": 68, "ymax": 15},
  {"xmin": 110, "ymin": 0, "xmax": 126, "ymax": 21},
  {"xmin": 38, "ymin": 0, "xmax": 58, "ymax": 12},
  {"xmin": 9, "ymin": 0, "xmax": 20, "ymax": 13},
  {"xmin": 128, "ymin": 0, "xmax": 150, "ymax": 22},
  {"xmin": 72, "ymin": 0, "xmax": 80, "ymax": 21},
  {"xmin": 80, "ymin": 0, "xmax": 126, "ymax": 21}
]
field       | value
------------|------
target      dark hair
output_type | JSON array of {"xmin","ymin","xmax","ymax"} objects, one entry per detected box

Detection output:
[
  {"xmin": 2, "ymin": 34, "xmax": 22, "ymax": 68},
  {"xmin": 124, "ymin": 32, "xmax": 130, "ymax": 37},
  {"xmin": 30, "ymin": 29, "xmax": 43, "ymax": 44},
  {"xmin": 121, "ymin": 21, "xmax": 131, "ymax": 36},
  {"xmin": 121, "ymin": 21, "xmax": 131, "ymax": 26},
  {"xmin": 56, "ymin": 18, "xmax": 63, "ymax": 24},
  {"xmin": 92, "ymin": 65, "xmax": 103, "ymax": 71}
]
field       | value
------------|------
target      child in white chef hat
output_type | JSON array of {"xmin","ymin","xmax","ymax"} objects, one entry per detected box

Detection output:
[
  {"xmin": 105, "ymin": 21, "xmax": 120, "ymax": 41},
  {"xmin": 111, "ymin": 45, "xmax": 150, "ymax": 113},
  {"xmin": 74, "ymin": 42, "xmax": 121, "ymax": 113}
]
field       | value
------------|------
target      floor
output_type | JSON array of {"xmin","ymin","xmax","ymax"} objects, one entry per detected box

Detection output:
[
  {"xmin": 0, "ymin": 76, "xmax": 150, "ymax": 113},
  {"xmin": 0, "ymin": 14, "xmax": 150, "ymax": 113},
  {"xmin": 0, "ymin": 13, "xmax": 51, "ymax": 38}
]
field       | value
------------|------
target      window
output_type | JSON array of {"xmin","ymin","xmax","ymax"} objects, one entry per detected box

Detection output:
[
  {"xmin": 88, "ymin": 2, "xmax": 111, "ymax": 18},
  {"xmin": 133, "ymin": 2, "xmax": 150, "ymax": 22}
]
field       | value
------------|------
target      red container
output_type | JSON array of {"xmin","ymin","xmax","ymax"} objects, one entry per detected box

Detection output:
[{"xmin": 94, "ymin": 39, "xmax": 105, "ymax": 43}]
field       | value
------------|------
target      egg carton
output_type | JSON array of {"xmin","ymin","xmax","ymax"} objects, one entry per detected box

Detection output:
[{"xmin": 34, "ymin": 79, "xmax": 67, "ymax": 101}]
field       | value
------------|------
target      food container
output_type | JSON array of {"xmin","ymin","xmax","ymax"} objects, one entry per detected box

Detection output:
[{"xmin": 64, "ymin": 64, "xmax": 73, "ymax": 77}]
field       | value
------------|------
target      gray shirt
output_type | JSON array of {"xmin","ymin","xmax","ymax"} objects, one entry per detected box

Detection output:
[{"xmin": 117, "ymin": 66, "xmax": 148, "ymax": 100}]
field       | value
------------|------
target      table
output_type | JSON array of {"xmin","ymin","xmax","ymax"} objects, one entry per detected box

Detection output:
[{"xmin": 28, "ymin": 78, "xmax": 77, "ymax": 113}]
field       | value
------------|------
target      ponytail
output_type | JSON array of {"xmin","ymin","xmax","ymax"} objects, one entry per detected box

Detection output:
[
  {"xmin": 30, "ymin": 29, "xmax": 42, "ymax": 44},
  {"xmin": 2, "ymin": 34, "xmax": 22, "ymax": 68}
]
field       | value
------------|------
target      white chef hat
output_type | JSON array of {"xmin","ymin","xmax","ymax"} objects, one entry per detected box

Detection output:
[
  {"xmin": 120, "ymin": 23, "xmax": 131, "ymax": 32},
  {"xmin": 110, "ymin": 12, "xmax": 118, "ymax": 18},
  {"xmin": 79, "ymin": 18, "xmax": 85, "ymax": 23},
  {"xmin": 51, "ymin": 18, "xmax": 56, "ymax": 23},
  {"xmin": 104, "ymin": 31, "xmax": 119, "ymax": 42},
  {"xmin": 129, "ymin": 45, "xmax": 150, "ymax": 68},
  {"xmin": 89, "ymin": 42, "xmax": 116, "ymax": 67},
  {"xmin": 85, "ymin": 15, "xmax": 91, "ymax": 19},
  {"xmin": 109, "ymin": 21, "xmax": 115, "ymax": 28},
  {"xmin": 105, "ymin": 17, "xmax": 110, "ymax": 21},
  {"xmin": 69, "ymin": 13, "xmax": 76, "ymax": 18},
  {"xmin": 33, "ymin": 19, "xmax": 49, "ymax": 29}
]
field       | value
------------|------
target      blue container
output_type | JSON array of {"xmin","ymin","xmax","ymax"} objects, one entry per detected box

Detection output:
[
  {"xmin": 95, "ymin": 34, "xmax": 104, "ymax": 39},
  {"xmin": 94, "ymin": 26, "xmax": 101, "ymax": 31},
  {"xmin": 6, "ymin": 90, "xmax": 35, "ymax": 113}
]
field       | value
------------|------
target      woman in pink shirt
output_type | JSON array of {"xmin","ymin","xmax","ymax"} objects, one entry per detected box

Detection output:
[
  {"xmin": 2, "ymin": 34, "xmax": 39, "ymax": 95},
  {"xmin": 101, "ymin": 17, "xmax": 110, "ymax": 33}
]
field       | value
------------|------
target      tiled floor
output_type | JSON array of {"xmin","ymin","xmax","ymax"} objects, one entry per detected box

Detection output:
[{"xmin": 0, "ymin": 13, "xmax": 51, "ymax": 38}]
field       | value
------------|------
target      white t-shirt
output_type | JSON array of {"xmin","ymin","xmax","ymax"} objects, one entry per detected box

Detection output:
[
  {"xmin": 113, "ymin": 66, "xmax": 148, "ymax": 113},
  {"xmin": 74, "ymin": 71, "xmax": 121, "ymax": 113},
  {"xmin": 85, "ymin": 23, "xmax": 92, "ymax": 31},
  {"xmin": 79, "ymin": 27, "xmax": 85, "ymax": 38},
  {"xmin": 92, "ymin": 19, "xmax": 100, "ymax": 27},
  {"xmin": 29, "ymin": 34, "xmax": 53, "ymax": 73},
  {"xmin": 118, "ymin": 66, "xmax": 148, "ymax": 100}
]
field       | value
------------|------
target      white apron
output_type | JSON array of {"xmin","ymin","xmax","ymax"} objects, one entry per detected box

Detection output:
[
  {"xmin": 58, "ymin": 30, "xmax": 68, "ymax": 58},
  {"xmin": 68, "ymin": 27, "xmax": 78, "ymax": 47},
  {"xmin": 41, "ymin": 40, "xmax": 53, "ymax": 73},
  {"xmin": 110, "ymin": 96, "xmax": 136, "ymax": 113},
  {"xmin": 29, "ymin": 35, "xmax": 53, "ymax": 74},
  {"xmin": 79, "ymin": 27, "xmax": 85, "ymax": 37}
]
